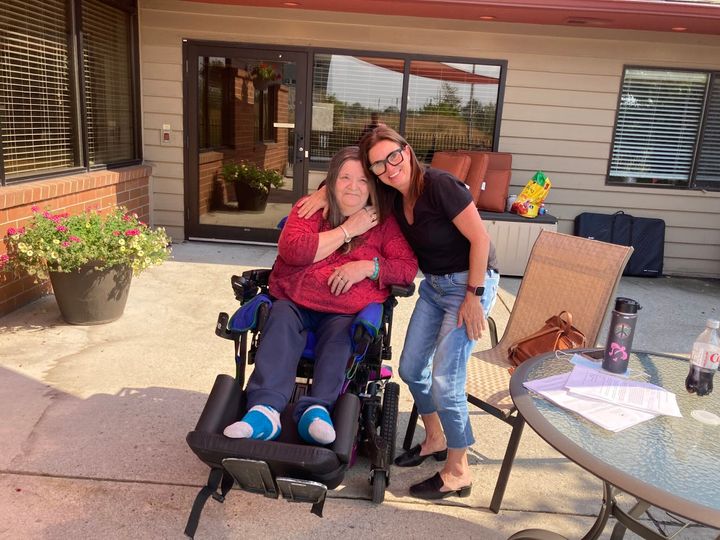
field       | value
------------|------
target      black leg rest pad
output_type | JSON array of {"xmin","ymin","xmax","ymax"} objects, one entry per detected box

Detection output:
[
  {"xmin": 328, "ymin": 392, "xmax": 360, "ymax": 464},
  {"xmin": 187, "ymin": 375, "xmax": 361, "ymax": 490},
  {"xmin": 193, "ymin": 374, "xmax": 243, "ymax": 434}
]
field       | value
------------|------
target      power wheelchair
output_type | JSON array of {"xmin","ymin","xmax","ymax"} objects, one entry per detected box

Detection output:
[{"xmin": 185, "ymin": 269, "xmax": 414, "ymax": 538}]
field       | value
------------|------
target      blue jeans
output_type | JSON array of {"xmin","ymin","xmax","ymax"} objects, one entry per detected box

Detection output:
[{"xmin": 398, "ymin": 269, "xmax": 500, "ymax": 449}]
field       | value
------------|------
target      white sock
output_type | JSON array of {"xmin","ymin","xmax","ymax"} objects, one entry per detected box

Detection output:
[
  {"xmin": 223, "ymin": 405, "xmax": 281, "ymax": 440},
  {"xmin": 308, "ymin": 418, "xmax": 336, "ymax": 445}
]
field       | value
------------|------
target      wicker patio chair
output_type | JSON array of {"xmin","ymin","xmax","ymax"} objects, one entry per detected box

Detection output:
[{"xmin": 402, "ymin": 231, "xmax": 633, "ymax": 512}]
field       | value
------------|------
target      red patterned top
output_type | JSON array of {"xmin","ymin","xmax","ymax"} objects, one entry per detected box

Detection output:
[{"xmin": 269, "ymin": 202, "xmax": 418, "ymax": 314}]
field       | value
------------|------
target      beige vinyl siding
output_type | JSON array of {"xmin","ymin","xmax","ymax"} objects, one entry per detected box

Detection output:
[{"xmin": 139, "ymin": 0, "xmax": 720, "ymax": 276}]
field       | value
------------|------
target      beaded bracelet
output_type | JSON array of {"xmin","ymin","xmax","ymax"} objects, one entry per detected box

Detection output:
[{"xmin": 370, "ymin": 257, "xmax": 380, "ymax": 280}]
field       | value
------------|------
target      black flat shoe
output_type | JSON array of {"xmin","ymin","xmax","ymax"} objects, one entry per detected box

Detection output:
[
  {"xmin": 394, "ymin": 445, "xmax": 448, "ymax": 467},
  {"xmin": 409, "ymin": 472, "xmax": 472, "ymax": 500}
]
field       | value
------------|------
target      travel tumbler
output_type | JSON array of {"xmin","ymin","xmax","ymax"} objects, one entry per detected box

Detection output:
[{"xmin": 602, "ymin": 297, "xmax": 641, "ymax": 374}]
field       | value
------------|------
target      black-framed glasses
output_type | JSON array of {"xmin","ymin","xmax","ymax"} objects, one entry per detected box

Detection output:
[{"xmin": 369, "ymin": 145, "xmax": 405, "ymax": 176}]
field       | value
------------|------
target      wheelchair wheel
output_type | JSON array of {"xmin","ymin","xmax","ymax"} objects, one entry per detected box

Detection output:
[
  {"xmin": 380, "ymin": 382, "xmax": 400, "ymax": 467},
  {"xmin": 371, "ymin": 469, "xmax": 388, "ymax": 504}
]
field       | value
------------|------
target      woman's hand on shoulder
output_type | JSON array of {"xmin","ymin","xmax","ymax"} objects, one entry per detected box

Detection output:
[
  {"xmin": 297, "ymin": 186, "xmax": 329, "ymax": 219},
  {"xmin": 343, "ymin": 205, "xmax": 378, "ymax": 237},
  {"xmin": 327, "ymin": 260, "xmax": 374, "ymax": 296},
  {"xmin": 458, "ymin": 296, "xmax": 487, "ymax": 340}
]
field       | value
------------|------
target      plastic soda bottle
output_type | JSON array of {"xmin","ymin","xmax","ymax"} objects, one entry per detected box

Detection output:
[{"xmin": 685, "ymin": 319, "xmax": 720, "ymax": 396}]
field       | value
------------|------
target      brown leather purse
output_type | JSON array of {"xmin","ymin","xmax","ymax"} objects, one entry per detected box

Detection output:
[{"xmin": 508, "ymin": 311, "xmax": 587, "ymax": 367}]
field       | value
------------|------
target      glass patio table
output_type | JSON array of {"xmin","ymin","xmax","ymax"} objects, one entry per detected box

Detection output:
[{"xmin": 508, "ymin": 349, "xmax": 720, "ymax": 540}]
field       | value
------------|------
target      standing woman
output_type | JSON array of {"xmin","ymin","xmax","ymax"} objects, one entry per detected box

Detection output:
[{"xmin": 299, "ymin": 126, "xmax": 499, "ymax": 500}]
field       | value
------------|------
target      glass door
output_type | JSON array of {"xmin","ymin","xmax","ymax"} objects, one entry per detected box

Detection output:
[{"xmin": 184, "ymin": 44, "xmax": 308, "ymax": 243}]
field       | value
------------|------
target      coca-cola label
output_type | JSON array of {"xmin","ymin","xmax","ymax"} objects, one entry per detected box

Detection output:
[{"xmin": 690, "ymin": 343, "xmax": 720, "ymax": 370}]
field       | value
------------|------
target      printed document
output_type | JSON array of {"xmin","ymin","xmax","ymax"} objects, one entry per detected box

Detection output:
[
  {"xmin": 564, "ymin": 365, "xmax": 682, "ymax": 417},
  {"xmin": 524, "ymin": 372, "xmax": 656, "ymax": 432}
]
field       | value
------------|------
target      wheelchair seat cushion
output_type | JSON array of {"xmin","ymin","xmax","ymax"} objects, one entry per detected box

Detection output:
[{"xmin": 228, "ymin": 294, "xmax": 272, "ymax": 332}]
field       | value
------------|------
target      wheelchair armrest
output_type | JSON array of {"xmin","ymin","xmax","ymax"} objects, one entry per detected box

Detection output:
[
  {"xmin": 330, "ymin": 393, "xmax": 361, "ymax": 464},
  {"xmin": 194, "ymin": 374, "xmax": 243, "ymax": 434},
  {"xmin": 389, "ymin": 283, "xmax": 415, "ymax": 298},
  {"xmin": 241, "ymin": 268, "xmax": 271, "ymax": 285},
  {"xmin": 227, "ymin": 294, "xmax": 273, "ymax": 333},
  {"xmin": 231, "ymin": 269, "xmax": 272, "ymax": 302}
]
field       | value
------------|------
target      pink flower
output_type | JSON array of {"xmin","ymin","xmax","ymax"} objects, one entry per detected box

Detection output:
[
  {"xmin": 61, "ymin": 241, "xmax": 71, "ymax": 248},
  {"xmin": 31, "ymin": 206, "xmax": 40, "ymax": 213},
  {"xmin": 124, "ymin": 229, "xmax": 140, "ymax": 237},
  {"xmin": 43, "ymin": 211, "xmax": 51, "ymax": 218},
  {"xmin": 7, "ymin": 227, "xmax": 16, "ymax": 236},
  {"xmin": 56, "ymin": 225, "xmax": 68, "ymax": 232},
  {"xmin": 18, "ymin": 227, "xmax": 25, "ymax": 234},
  {"xmin": 112, "ymin": 230, "xmax": 121, "ymax": 236},
  {"xmin": 69, "ymin": 236, "xmax": 81, "ymax": 243},
  {"xmin": 122, "ymin": 215, "xmax": 131, "ymax": 222}
]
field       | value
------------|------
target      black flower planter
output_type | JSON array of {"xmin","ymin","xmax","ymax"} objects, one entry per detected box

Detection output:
[
  {"xmin": 233, "ymin": 182, "xmax": 269, "ymax": 212},
  {"xmin": 49, "ymin": 264, "xmax": 133, "ymax": 325}
]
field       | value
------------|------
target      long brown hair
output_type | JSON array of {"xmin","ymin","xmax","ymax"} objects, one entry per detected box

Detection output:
[
  {"xmin": 323, "ymin": 146, "xmax": 377, "ymax": 251},
  {"xmin": 358, "ymin": 126, "xmax": 425, "ymax": 216}
]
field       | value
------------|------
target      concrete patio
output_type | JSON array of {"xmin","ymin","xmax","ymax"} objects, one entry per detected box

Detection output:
[{"xmin": 0, "ymin": 241, "xmax": 718, "ymax": 539}]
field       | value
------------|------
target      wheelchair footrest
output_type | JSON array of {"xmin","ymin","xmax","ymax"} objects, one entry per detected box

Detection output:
[
  {"xmin": 222, "ymin": 458, "xmax": 278, "ymax": 499},
  {"xmin": 277, "ymin": 478, "xmax": 327, "ymax": 517},
  {"xmin": 221, "ymin": 458, "xmax": 328, "ymax": 516}
]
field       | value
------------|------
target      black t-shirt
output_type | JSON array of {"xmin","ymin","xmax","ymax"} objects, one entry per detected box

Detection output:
[{"xmin": 394, "ymin": 168, "xmax": 474, "ymax": 275}]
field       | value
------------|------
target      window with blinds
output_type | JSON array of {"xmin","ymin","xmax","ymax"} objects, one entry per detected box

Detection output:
[
  {"xmin": 82, "ymin": 0, "xmax": 135, "ymax": 166},
  {"xmin": 695, "ymin": 74, "xmax": 720, "ymax": 188},
  {"xmin": 0, "ymin": 0, "xmax": 138, "ymax": 184},
  {"xmin": 0, "ymin": 0, "xmax": 79, "ymax": 179},
  {"xmin": 609, "ymin": 67, "xmax": 719, "ymax": 189}
]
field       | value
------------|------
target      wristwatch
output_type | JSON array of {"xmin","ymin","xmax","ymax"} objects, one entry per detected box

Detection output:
[{"xmin": 466, "ymin": 285, "xmax": 485, "ymax": 296}]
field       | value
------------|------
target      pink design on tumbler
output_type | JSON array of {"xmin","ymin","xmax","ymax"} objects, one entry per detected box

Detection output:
[{"xmin": 608, "ymin": 342, "xmax": 628, "ymax": 362}]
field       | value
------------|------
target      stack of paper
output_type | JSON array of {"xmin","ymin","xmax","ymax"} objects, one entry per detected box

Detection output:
[{"xmin": 523, "ymin": 355, "xmax": 682, "ymax": 432}]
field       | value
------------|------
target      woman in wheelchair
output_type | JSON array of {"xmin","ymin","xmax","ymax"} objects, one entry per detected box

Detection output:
[{"xmin": 223, "ymin": 146, "xmax": 418, "ymax": 446}]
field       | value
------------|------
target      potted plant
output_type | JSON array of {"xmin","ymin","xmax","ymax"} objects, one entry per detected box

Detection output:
[
  {"xmin": 221, "ymin": 161, "xmax": 284, "ymax": 212},
  {"xmin": 250, "ymin": 63, "xmax": 281, "ymax": 89},
  {"xmin": 1, "ymin": 206, "xmax": 171, "ymax": 325}
]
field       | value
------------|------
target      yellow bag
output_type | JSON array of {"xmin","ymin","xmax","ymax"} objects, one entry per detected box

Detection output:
[{"xmin": 511, "ymin": 171, "xmax": 551, "ymax": 218}]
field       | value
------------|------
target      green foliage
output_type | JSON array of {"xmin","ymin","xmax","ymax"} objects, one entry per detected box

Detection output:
[
  {"xmin": 251, "ymin": 63, "xmax": 280, "ymax": 81},
  {"xmin": 222, "ymin": 162, "xmax": 284, "ymax": 194},
  {"xmin": 1, "ymin": 207, "xmax": 171, "ymax": 281}
]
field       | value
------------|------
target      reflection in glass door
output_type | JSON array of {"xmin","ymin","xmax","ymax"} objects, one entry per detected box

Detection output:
[{"xmin": 185, "ymin": 45, "xmax": 307, "ymax": 243}]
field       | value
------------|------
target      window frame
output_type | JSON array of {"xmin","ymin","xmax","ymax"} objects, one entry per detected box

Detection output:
[
  {"xmin": 607, "ymin": 65, "xmax": 719, "ymax": 192},
  {"xmin": 0, "ymin": 0, "xmax": 142, "ymax": 186},
  {"xmin": 198, "ymin": 56, "xmax": 235, "ymax": 151},
  {"xmin": 306, "ymin": 46, "xmax": 507, "ymax": 171},
  {"xmin": 255, "ymin": 85, "xmax": 278, "ymax": 144}
]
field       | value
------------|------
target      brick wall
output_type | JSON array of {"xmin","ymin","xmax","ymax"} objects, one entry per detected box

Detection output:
[
  {"xmin": 0, "ymin": 165, "xmax": 152, "ymax": 318},
  {"xmin": 199, "ymin": 150, "xmax": 224, "ymax": 213}
]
